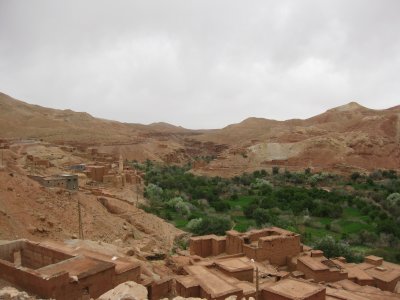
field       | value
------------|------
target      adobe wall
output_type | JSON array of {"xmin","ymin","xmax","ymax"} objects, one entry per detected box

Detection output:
[
  {"xmin": 355, "ymin": 277, "xmax": 375, "ymax": 286},
  {"xmin": 0, "ymin": 240, "xmax": 136, "ymax": 300},
  {"xmin": 242, "ymin": 245, "xmax": 256, "ymax": 261},
  {"xmin": 0, "ymin": 240, "xmax": 73, "ymax": 269},
  {"xmin": 257, "ymin": 236, "xmax": 301, "ymax": 265},
  {"xmin": 297, "ymin": 259, "xmax": 347, "ymax": 283},
  {"xmin": 217, "ymin": 267, "xmax": 253, "ymax": 283},
  {"xmin": 0, "ymin": 240, "xmax": 25, "ymax": 262},
  {"xmin": 0, "ymin": 258, "xmax": 71, "ymax": 299},
  {"xmin": 21, "ymin": 242, "xmax": 73, "ymax": 269},
  {"xmin": 226, "ymin": 232, "xmax": 243, "ymax": 255},
  {"xmin": 189, "ymin": 239, "xmax": 202, "ymax": 256},
  {"xmin": 199, "ymin": 288, "xmax": 243, "ymax": 300},
  {"xmin": 190, "ymin": 236, "xmax": 226, "ymax": 257},
  {"xmin": 374, "ymin": 277, "xmax": 400, "ymax": 292},
  {"xmin": 148, "ymin": 278, "xmax": 173, "ymax": 300},
  {"xmin": 189, "ymin": 238, "xmax": 211, "ymax": 257},
  {"xmin": 114, "ymin": 265, "xmax": 141, "ymax": 285},
  {"xmin": 87, "ymin": 166, "xmax": 105, "ymax": 182},
  {"xmin": 175, "ymin": 278, "xmax": 200, "ymax": 298},
  {"xmin": 212, "ymin": 238, "xmax": 226, "ymax": 256},
  {"xmin": 71, "ymin": 266, "xmax": 116, "ymax": 300},
  {"xmin": 261, "ymin": 288, "xmax": 325, "ymax": 300}
]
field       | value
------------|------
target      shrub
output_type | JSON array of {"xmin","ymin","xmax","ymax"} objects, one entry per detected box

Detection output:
[
  {"xmin": 313, "ymin": 235, "xmax": 362, "ymax": 262},
  {"xmin": 253, "ymin": 208, "xmax": 272, "ymax": 227},
  {"xmin": 187, "ymin": 216, "xmax": 232, "ymax": 236}
]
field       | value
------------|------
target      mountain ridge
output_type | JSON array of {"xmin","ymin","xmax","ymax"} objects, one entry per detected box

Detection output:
[{"xmin": 1, "ymin": 91, "xmax": 399, "ymax": 175}]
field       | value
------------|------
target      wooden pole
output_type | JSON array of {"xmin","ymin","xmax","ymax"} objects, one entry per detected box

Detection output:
[
  {"xmin": 255, "ymin": 266, "xmax": 259, "ymax": 300},
  {"xmin": 77, "ymin": 196, "xmax": 84, "ymax": 240},
  {"xmin": 136, "ymin": 177, "xmax": 139, "ymax": 207}
]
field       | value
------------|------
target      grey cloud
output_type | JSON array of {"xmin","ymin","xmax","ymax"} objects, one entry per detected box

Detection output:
[{"xmin": 0, "ymin": 0, "xmax": 399, "ymax": 129}]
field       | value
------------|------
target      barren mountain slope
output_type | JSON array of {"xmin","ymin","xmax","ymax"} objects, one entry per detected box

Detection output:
[
  {"xmin": 0, "ymin": 149, "xmax": 185, "ymax": 253},
  {"xmin": 0, "ymin": 92, "xmax": 193, "ymax": 143},
  {"xmin": 193, "ymin": 102, "xmax": 400, "ymax": 175},
  {"xmin": 1, "ymin": 91, "xmax": 399, "ymax": 174}
]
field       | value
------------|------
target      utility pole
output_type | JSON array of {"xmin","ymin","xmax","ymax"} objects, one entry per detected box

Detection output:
[
  {"xmin": 255, "ymin": 266, "xmax": 259, "ymax": 300},
  {"xmin": 136, "ymin": 184, "xmax": 139, "ymax": 207},
  {"xmin": 77, "ymin": 195, "xmax": 84, "ymax": 240},
  {"xmin": 136, "ymin": 176, "xmax": 139, "ymax": 207}
]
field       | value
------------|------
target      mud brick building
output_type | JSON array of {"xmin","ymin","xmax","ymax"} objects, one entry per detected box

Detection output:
[
  {"xmin": 190, "ymin": 227, "xmax": 302, "ymax": 265},
  {"xmin": 28, "ymin": 174, "xmax": 78, "ymax": 190},
  {"xmin": 181, "ymin": 227, "xmax": 400, "ymax": 299},
  {"xmin": 0, "ymin": 240, "xmax": 141, "ymax": 300}
]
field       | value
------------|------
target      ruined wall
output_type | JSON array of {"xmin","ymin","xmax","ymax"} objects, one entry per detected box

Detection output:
[
  {"xmin": 21, "ymin": 242, "xmax": 73, "ymax": 269},
  {"xmin": 0, "ymin": 258, "xmax": 72, "ymax": 299},
  {"xmin": 0, "ymin": 240, "xmax": 25, "ymax": 262}
]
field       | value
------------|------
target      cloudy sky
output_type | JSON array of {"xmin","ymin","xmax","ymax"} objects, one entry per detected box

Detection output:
[{"xmin": 0, "ymin": 1, "xmax": 399, "ymax": 129}]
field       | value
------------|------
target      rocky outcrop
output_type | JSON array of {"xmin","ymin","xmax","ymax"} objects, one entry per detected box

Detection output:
[{"xmin": 97, "ymin": 281, "xmax": 148, "ymax": 300}]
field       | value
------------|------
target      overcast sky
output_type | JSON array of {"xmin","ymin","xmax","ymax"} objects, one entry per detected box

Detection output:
[{"xmin": 0, "ymin": 1, "xmax": 399, "ymax": 129}]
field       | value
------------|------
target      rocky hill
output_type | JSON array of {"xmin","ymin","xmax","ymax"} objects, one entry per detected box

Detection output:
[
  {"xmin": 194, "ymin": 102, "xmax": 400, "ymax": 176},
  {"xmin": 1, "ymin": 92, "xmax": 399, "ymax": 175}
]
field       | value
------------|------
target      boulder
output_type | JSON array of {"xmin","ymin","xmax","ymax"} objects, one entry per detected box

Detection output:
[{"xmin": 98, "ymin": 281, "xmax": 148, "ymax": 300}]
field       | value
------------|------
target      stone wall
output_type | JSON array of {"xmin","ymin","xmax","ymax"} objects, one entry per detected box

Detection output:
[{"xmin": 189, "ymin": 235, "xmax": 226, "ymax": 257}]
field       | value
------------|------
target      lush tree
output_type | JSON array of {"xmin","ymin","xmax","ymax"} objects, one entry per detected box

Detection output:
[
  {"xmin": 253, "ymin": 208, "xmax": 273, "ymax": 227},
  {"xmin": 187, "ymin": 216, "xmax": 232, "ymax": 236},
  {"xmin": 272, "ymin": 166, "xmax": 280, "ymax": 175},
  {"xmin": 313, "ymin": 235, "xmax": 362, "ymax": 262}
]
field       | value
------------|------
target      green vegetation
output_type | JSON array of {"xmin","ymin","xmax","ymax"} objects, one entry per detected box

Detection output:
[{"xmin": 134, "ymin": 161, "xmax": 400, "ymax": 263}]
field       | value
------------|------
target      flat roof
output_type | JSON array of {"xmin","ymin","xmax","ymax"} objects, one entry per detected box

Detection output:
[
  {"xmin": 365, "ymin": 255, "xmax": 383, "ymax": 261},
  {"xmin": 298, "ymin": 255, "xmax": 329, "ymax": 271},
  {"xmin": 365, "ymin": 267, "xmax": 400, "ymax": 282},
  {"xmin": 264, "ymin": 278, "xmax": 324, "ymax": 298},
  {"xmin": 184, "ymin": 265, "xmax": 241, "ymax": 297},
  {"xmin": 176, "ymin": 275, "xmax": 199, "ymax": 288},
  {"xmin": 348, "ymin": 267, "xmax": 373, "ymax": 281},
  {"xmin": 38, "ymin": 255, "xmax": 114, "ymax": 279},
  {"xmin": 190, "ymin": 234, "xmax": 226, "ymax": 241},
  {"xmin": 38, "ymin": 241, "xmax": 140, "ymax": 274},
  {"xmin": 216, "ymin": 257, "xmax": 253, "ymax": 272}
]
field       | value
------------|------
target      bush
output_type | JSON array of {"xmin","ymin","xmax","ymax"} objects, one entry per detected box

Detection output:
[
  {"xmin": 187, "ymin": 216, "xmax": 232, "ymax": 236},
  {"xmin": 253, "ymin": 208, "xmax": 273, "ymax": 227},
  {"xmin": 272, "ymin": 166, "xmax": 280, "ymax": 175},
  {"xmin": 350, "ymin": 172, "xmax": 361, "ymax": 181},
  {"xmin": 313, "ymin": 235, "xmax": 362, "ymax": 262}
]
